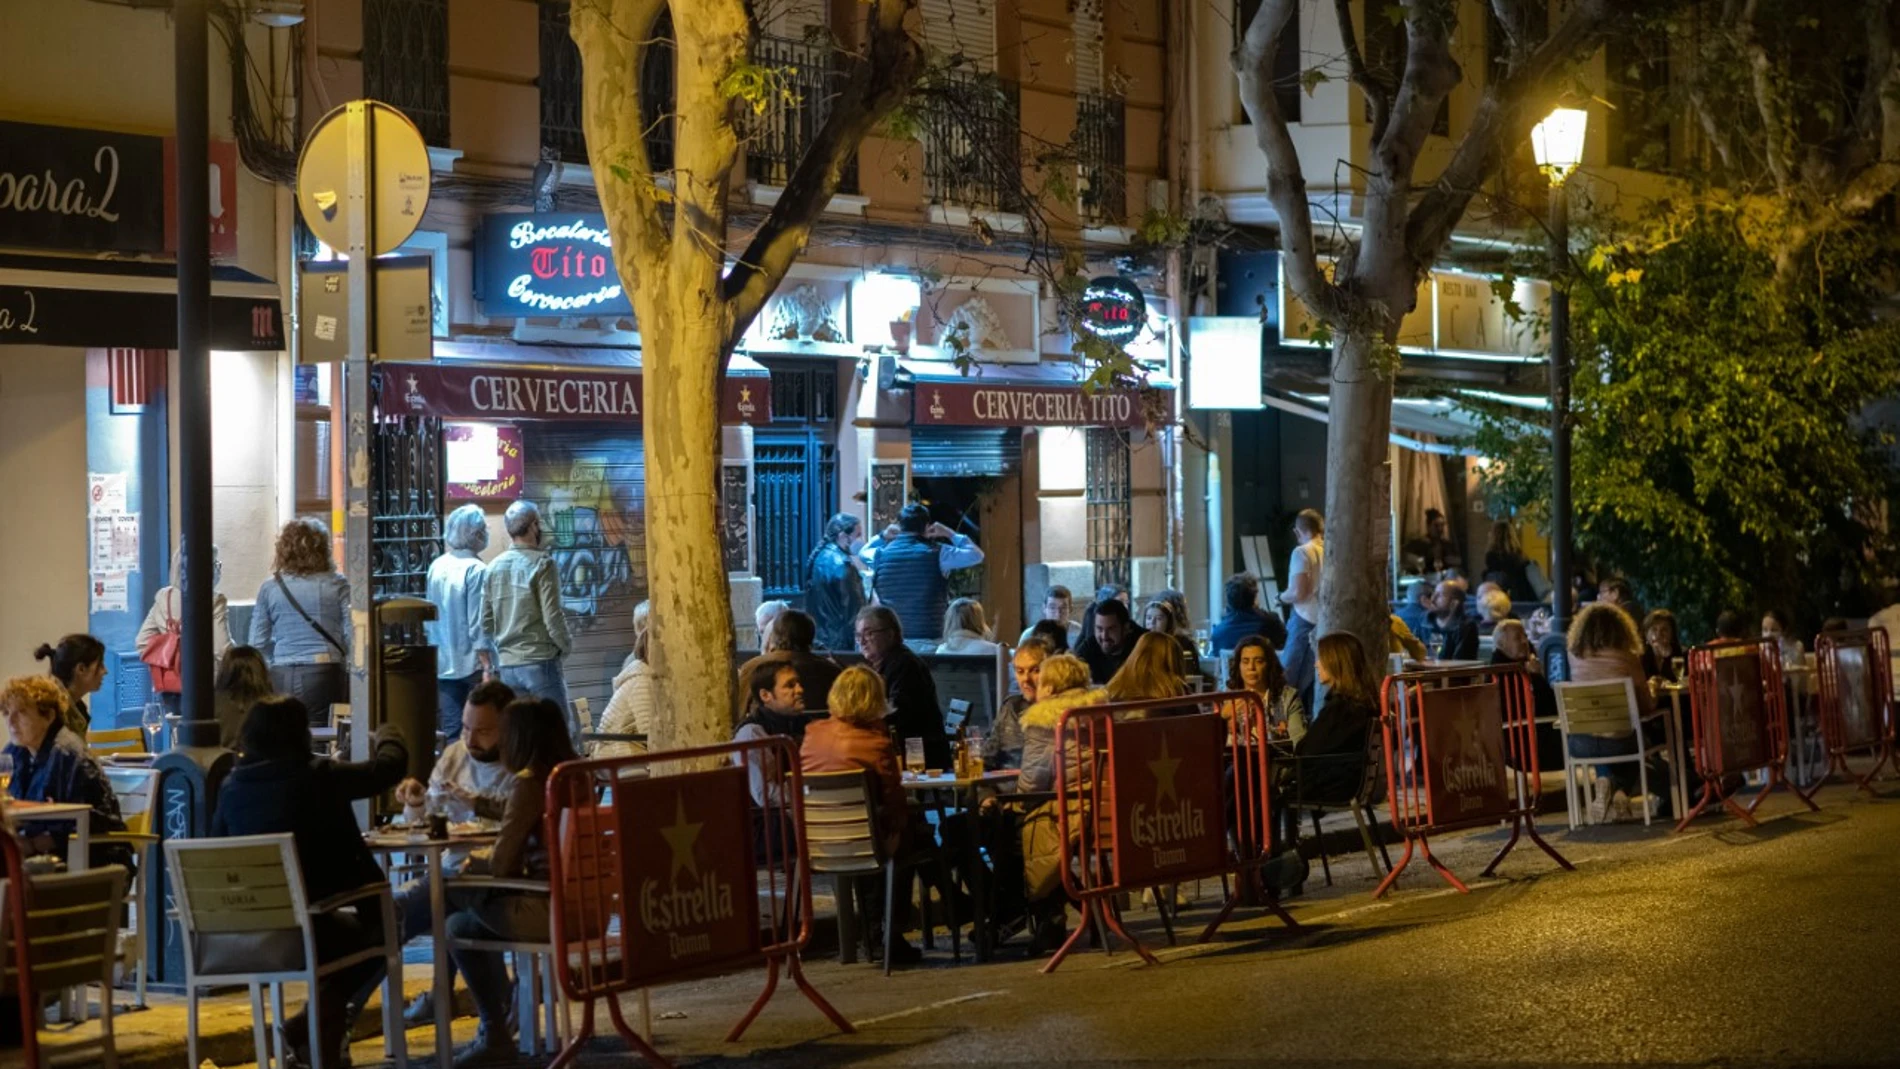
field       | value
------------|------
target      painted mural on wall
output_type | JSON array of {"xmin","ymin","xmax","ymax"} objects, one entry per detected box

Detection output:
[{"xmin": 524, "ymin": 431, "xmax": 647, "ymax": 634}]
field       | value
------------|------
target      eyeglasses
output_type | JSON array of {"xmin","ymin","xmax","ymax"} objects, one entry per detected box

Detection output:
[{"xmin": 856, "ymin": 628, "xmax": 892, "ymax": 641}]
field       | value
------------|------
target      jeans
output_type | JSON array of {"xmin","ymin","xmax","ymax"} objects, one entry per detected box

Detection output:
[
  {"xmin": 271, "ymin": 662, "xmax": 348, "ymax": 723},
  {"xmin": 437, "ymin": 671, "xmax": 480, "ymax": 740},
  {"xmin": 446, "ymin": 892, "xmax": 551, "ymax": 1034},
  {"xmin": 1568, "ymin": 727, "xmax": 1664, "ymax": 796},
  {"xmin": 499, "ymin": 659, "xmax": 572, "ymax": 734},
  {"xmin": 286, "ymin": 905, "xmax": 387, "ymax": 1055},
  {"xmin": 1282, "ymin": 612, "xmax": 1318, "ymax": 712},
  {"xmin": 392, "ymin": 875, "xmax": 434, "ymax": 947}
]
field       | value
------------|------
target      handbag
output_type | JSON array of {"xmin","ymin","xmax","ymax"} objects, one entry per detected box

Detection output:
[
  {"xmin": 273, "ymin": 573, "xmax": 347, "ymax": 657},
  {"xmin": 140, "ymin": 589, "xmax": 184, "ymax": 694}
]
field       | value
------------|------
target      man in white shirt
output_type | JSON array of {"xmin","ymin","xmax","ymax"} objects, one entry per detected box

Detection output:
[
  {"xmin": 383, "ymin": 680, "xmax": 518, "ymax": 1025},
  {"xmin": 1279, "ymin": 509, "xmax": 1325, "ymax": 712}
]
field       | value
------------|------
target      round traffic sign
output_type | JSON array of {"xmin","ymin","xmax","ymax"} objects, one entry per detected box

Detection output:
[{"xmin": 295, "ymin": 100, "xmax": 432, "ymax": 256}]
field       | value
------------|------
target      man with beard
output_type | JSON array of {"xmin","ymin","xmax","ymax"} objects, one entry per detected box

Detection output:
[{"xmin": 382, "ymin": 680, "xmax": 517, "ymax": 1025}]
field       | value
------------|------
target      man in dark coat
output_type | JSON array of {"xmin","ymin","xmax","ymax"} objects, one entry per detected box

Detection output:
[
  {"xmin": 854, "ymin": 605, "xmax": 950, "ymax": 767},
  {"xmin": 804, "ymin": 513, "xmax": 867, "ymax": 651},
  {"xmin": 1210, "ymin": 572, "xmax": 1288, "ymax": 654},
  {"xmin": 1073, "ymin": 597, "xmax": 1146, "ymax": 684},
  {"xmin": 213, "ymin": 695, "xmax": 408, "ymax": 1068}
]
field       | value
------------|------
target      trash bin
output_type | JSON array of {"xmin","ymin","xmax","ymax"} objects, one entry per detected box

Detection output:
[{"xmin": 377, "ymin": 596, "xmax": 439, "ymax": 783}]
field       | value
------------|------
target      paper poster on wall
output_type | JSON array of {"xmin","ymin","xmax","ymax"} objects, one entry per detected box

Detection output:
[
  {"xmin": 90, "ymin": 573, "xmax": 128, "ymax": 613},
  {"xmin": 111, "ymin": 515, "xmax": 140, "ymax": 569},
  {"xmin": 88, "ymin": 472, "xmax": 127, "ymax": 515}
]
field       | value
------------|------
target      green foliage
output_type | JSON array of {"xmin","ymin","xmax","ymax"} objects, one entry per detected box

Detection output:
[
  {"xmin": 720, "ymin": 60, "xmax": 799, "ymax": 116},
  {"xmin": 1467, "ymin": 204, "xmax": 1900, "ymax": 638}
]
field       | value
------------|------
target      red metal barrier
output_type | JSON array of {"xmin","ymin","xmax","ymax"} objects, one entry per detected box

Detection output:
[
  {"xmin": 1813, "ymin": 629, "xmax": 1895, "ymax": 795},
  {"xmin": 1677, "ymin": 639, "xmax": 1817, "ymax": 829},
  {"xmin": 543, "ymin": 737, "xmax": 851, "ymax": 1069},
  {"xmin": 1376, "ymin": 664, "xmax": 1570, "ymax": 898},
  {"xmin": 1044, "ymin": 691, "xmax": 1299, "ymax": 974}
]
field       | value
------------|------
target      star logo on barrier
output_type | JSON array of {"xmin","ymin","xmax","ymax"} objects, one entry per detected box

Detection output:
[
  {"xmin": 660, "ymin": 794, "xmax": 702, "ymax": 882},
  {"xmin": 1148, "ymin": 736, "xmax": 1181, "ymax": 805}
]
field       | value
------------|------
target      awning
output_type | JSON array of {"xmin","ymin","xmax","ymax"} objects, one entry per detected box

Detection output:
[
  {"xmin": 902, "ymin": 358, "xmax": 1174, "ymax": 429},
  {"xmin": 0, "ymin": 267, "xmax": 284, "ymax": 350},
  {"xmin": 384, "ymin": 340, "xmax": 771, "ymax": 425},
  {"xmin": 1263, "ymin": 388, "xmax": 1480, "ymax": 456}
]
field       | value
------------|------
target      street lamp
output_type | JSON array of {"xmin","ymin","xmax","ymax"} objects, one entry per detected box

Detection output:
[{"xmin": 1531, "ymin": 106, "xmax": 1586, "ymax": 629}]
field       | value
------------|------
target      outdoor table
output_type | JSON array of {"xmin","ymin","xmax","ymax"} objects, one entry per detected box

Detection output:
[
  {"xmin": 9, "ymin": 800, "xmax": 93, "ymax": 872},
  {"xmin": 365, "ymin": 823, "xmax": 500, "ymax": 1069},
  {"xmin": 902, "ymin": 769, "xmax": 1019, "ymax": 961}
]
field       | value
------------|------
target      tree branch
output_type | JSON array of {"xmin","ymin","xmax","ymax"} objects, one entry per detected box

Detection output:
[
  {"xmin": 723, "ymin": 0, "xmax": 924, "ymax": 345},
  {"xmin": 1234, "ymin": 0, "xmax": 1347, "ymax": 325},
  {"xmin": 1735, "ymin": 0, "xmax": 1795, "ymax": 197},
  {"xmin": 1405, "ymin": 0, "xmax": 1663, "ymax": 269},
  {"xmin": 1333, "ymin": 0, "xmax": 1390, "ymax": 145},
  {"xmin": 1378, "ymin": 7, "xmax": 1461, "ymax": 167},
  {"xmin": 571, "ymin": 0, "xmax": 673, "ymax": 279}
]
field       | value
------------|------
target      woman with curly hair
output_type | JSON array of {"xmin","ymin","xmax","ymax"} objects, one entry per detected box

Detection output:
[
  {"xmin": 250, "ymin": 517, "xmax": 352, "ymax": 724},
  {"xmin": 1567, "ymin": 602, "xmax": 1666, "ymax": 822},
  {"xmin": 1223, "ymin": 634, "xmax": 1306, "ymax": 741}
]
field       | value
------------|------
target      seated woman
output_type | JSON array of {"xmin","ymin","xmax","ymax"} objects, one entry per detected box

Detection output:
[
  {"xmin": 212, "ymin": 695, "xmax": 408, "ymax": 1068},
  {"xmin": 1009, "ymin": 654, "xmax": 1102, "ymax": 950},
  {"xmin": 1026, "ymin": 618, "xmax": 1071, "ymax": 654},
  {"xmin": 212, "ymin": 645, "xmax": 273, "ymax": 751},
  {"xmin": 1103, "ymin": 632, "xmax": 1189, "ymax": 714},
  {"xmin": 1567, "ymin": 602, "xmax": 1668, "ymax": 822},
  {"xmin": 935, "ymin": 598, "xmax": 1001, "ymax": 656},
  {"xmin": 1274, "ymin": 634, "xmax": 1381, "ymax": 868},
  {"xmin": 2, "ymin": 676, "xmax": 128, "ymax": 868},
  {"xmin": 33, "ymin": 634, "xmax": 106, "ymax": 736},
  {"xmin": 595, "ymin": 627, "xmax": 653, "ymax": 758},
  {"xmin": 1142, "ymin": 600, "xmax": 1203, "ymax": 681},
  {"xmin": 1223, "ymin": 635, "xmax": 1306, "ymax": 742},
  {"xmin": 443, "ymin": 697, "xmax": 577, "ymax": 1066}
]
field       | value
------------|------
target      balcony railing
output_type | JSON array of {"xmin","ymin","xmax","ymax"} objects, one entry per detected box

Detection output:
[
  {"xmin": 363, "ymin": 0, "xmax": 450, "ymax": 146},
  {"xmin": 921, "ymin": 68, "xmax": 1024, "ymax": 213},
  {"xmin": 539, "ymin": 4, "xmax": 674, "ymax": 172},
  {"xmin": 744, "ymin": 34, "xmax": 860, "ymax": 194},
  {"xmin": 1075, "ymin": 91, "xmax": 1127, "ymax": 225}
]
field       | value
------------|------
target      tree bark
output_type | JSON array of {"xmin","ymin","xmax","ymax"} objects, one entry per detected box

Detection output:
[{"xmin": 1319, "ymin": 329, "xmax": 1396, "ymax": 664}]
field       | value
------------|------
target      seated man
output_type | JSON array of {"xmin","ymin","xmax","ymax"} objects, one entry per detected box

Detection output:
[
  {"xmin": 385, "ymin": 680, "xmax": 518, "ymax": 1025},
  {"xmin": 1429, "ymin": 580, "xmax": 1481, "ymax": 661},
  {"xmin": 213, "ymin": 696, "xmax": 408, "ymax": 1069},
  {"xmin": 733, "ymin": 656, "xmax": 805, "ymax": 861},
  {"xmin": 1, "ymin": 675, "xmax": 128, "ymax": 870},
  {"xmin": 1210, "ymin": 573, "xmax": 1287, "ymax": 655},
  {"xmin": 1073, "ymin": 598, "xmax": 1146, "ymax": 684},
  {"xmin": 985, "ymin": 639, "xmax": 1049, "ymax": 770}
]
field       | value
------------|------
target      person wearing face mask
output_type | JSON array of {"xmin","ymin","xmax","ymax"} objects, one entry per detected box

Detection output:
[
  {"xmin": 385, "ymin": 680, "xmax": 517, "ymax": 1026},
  {"xmin": 427, "ymin": 504, "xmax": 497, "ymax": 740},
  {"xmin": 480, "ymin": 500, "xmax": 573, "ymax": 729},
  {"xmin": 805, "ymin": 513, "xmax": 869, "ymax": 652}
]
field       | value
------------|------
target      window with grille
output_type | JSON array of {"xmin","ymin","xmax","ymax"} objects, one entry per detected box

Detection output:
[
  {"xmin": 539, "ymin": 2, "xmax": 585, "ymax": 162},
  {"xmin": 1085, "ymin": 428, "xmax": 1132, "ymax": 591},
  {"xmin": 363, "ymin": 0, "xmax": 450, "ymax": 146}
]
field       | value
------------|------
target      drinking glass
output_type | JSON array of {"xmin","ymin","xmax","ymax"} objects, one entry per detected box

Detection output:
[
  {"xmin": 1670, "ymin": 656, "xmax": 1686, "ymax": 681},
  {"xmin": 1194, "ymin": 629, "xmax": 1212, "ymax": 658},
  {"xmin": 141, "ymin": 702, "xmax": 166, "ymax": 752},
  {"xmin": 904, "ymin": 737, "xmax": 926, "ymax": 775},
  {"xmin": 0, "ymin": 753, "xmax": 13, "ymax": 790}
]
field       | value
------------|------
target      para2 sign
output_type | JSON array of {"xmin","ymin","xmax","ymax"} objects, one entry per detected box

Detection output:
[
  {"xmin": 476, "ymin": 212, "xmax": 633, "ymax": 318},
  {"xmin": 1078, "ymin": 276, "xmax": 1147, "ymax": 345}
]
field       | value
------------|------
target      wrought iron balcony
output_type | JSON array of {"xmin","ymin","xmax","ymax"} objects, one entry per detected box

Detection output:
[
  {"xmin": 1075, "ymin": 91, "xmax": 1127, "ymax": 226},
  {"xmin": 920, "ymin": 68, "xmax": 1024, "ymax": 213},
  {"xmin": 744, "ymin": 34, "xmax": 860, "ymax": 195},
  {"xmin": 363, "ymin": 0, "xmax": 450, "ymax": 146},
  {"xmin": 539, "ymin": 4, "xmax": 675, "ymax": 172}
]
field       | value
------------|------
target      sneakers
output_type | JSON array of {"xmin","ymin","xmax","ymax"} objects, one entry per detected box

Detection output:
[
  {"xmin": 1586, "ymin": 778, "xmax": 1615, "ymax": 823},
  {"xmin": 452, "ymin": 1030, "xmax": 520, "ymax": 1068},
  {"xmin": 403, "ymin": 990, "xmax": 434, "ymax": 1027}
]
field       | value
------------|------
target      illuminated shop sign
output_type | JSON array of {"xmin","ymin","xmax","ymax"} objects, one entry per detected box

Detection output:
[{"xmin": 476, "ymin": 213, "xmax": 632, "ymax": 317}]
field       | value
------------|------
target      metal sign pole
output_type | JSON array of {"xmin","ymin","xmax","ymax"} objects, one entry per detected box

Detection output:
[{"xmin": 344, "ymin": 102, "xmax": 379, "ymax": 765}]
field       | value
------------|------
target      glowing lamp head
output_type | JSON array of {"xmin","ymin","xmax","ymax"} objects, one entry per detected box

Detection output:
[{"xmin": 1531, "ymin": 107, "xmax": 1588, "ymax": 184}]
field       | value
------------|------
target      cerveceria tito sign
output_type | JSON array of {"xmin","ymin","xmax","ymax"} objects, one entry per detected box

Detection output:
[{"xmin": 476, "ymin": 213, "xmax": 632, "ymax": 318}]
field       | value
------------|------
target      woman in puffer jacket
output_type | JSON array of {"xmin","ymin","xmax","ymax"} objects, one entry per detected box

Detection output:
[
  {"xmin": 1004, "ymin": 654, "xmax": 1105, "ymax": 951},
  {"xmin": 593, "ymin": 628, "xmax": 653, "ymax": 758}
]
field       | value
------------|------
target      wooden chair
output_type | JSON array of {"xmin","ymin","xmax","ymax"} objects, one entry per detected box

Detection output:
[
  {"xmin": 165, "ymin": 834, "xmax": 406, "ymax": 1069},
  {"xmin": 99, "ymin": 766, "xmax": 161, "ymax": 1008},
  {"xmin": 1555, "ymin": 679, "xmax": 1667, "ymax": 828},
  {"xmin": 86, "ymin": 728, "xmax": 146, "ymax": 759},
  {"xmin": 0, "ymin": 863, "xmax": 129, "ymax": 1067}
]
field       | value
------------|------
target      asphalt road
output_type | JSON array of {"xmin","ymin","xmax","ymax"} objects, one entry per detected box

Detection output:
[{"xmin": 346, "ymin": 784, "xmax": 1900, "ymax": 1069}]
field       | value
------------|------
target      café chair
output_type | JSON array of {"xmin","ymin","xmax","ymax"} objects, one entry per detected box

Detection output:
[
  {"xmin": 166, "ymin": 834, "xmax": 406, "ymax": 1069},
  {"xmin": 0, "ymin": 864, "xmax": 129, "ymax": 1067},
  {"xmin": 1286, "ymin": 720, "xmax": 1391, "ymax": 886},
  {"xmin": 1555, "ymin": 678, "xmax": 1666, "ymax": 829},
  {"xmin": 99, "ymin": 766, "xmax": 161, "ymax": 1008},
  {"xmin": 86, "ymin": 727, "xmax": 147, "ymax": 759},
  {"xmin": 439, "ymin": 874, "xmax": 568, "ymax": 1056},
  {"xmin": 802, "ymin": 770, "xmax": 959, "ymax": 974}
]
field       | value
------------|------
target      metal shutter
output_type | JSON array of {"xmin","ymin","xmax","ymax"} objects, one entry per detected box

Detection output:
[
  {"xmin": 911, "ymin": 427, "xmax": 1022, "ymax": 477},
  {"xmin": 1074, "ymin": 0, "xmax": 1104, "ymax": 93},
  {"xmin": 921, "ymin": 0, "xmax": 996, "ymax": 69},
  {"xmin": 520, "ymin": 424, "xmax": 648, "ymax": 717}
]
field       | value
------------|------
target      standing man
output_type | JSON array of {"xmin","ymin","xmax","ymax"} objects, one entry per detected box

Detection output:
[
  {"xmin": 854, "ymin": 605, "xmax": 950, "ymax": 767},
  {"xmin": 862, "ymin": 504, "xmax": 985, "ymax": 643},
  {"xmin": 425, "ymin": 505, "xmax": 494, "ymax": 740},
  {"xmin": 1280, "ymin": 509, "xmax": 1324, "ymax": 712},
  {"xmin": 480, "ymin": 500, "xmax": 572, "ymax": 727},
  {"xmin": 804, "ymin": 514, "xmax": 868, "ymax": 651},
  {"xmin": 1074, "ymin": 598, "xmax": 1146, "ymax": 684}
]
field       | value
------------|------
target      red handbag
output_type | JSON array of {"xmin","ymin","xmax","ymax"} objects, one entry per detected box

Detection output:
[{"xmin": 141, "ymin": 590, "xmax": 184, "ymax": 694}]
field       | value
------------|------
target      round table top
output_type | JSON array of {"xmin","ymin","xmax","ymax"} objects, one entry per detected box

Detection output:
[{"xmin": 901, "ymin": 769, "xmax": 1019, "ymax": 791}]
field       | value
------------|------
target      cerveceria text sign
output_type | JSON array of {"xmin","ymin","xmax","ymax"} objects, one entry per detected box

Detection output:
[{"xmin": 476, "ymin": 213, "xmax": 633, "ymax": 318}]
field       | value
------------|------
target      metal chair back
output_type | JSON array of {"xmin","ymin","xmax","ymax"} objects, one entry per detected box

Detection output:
[{"xmin": 801, "ymin": 769, "xmax": 886, "ymax": 874}]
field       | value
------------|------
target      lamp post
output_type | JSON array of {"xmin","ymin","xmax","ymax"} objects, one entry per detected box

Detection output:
[{"xmin": 1532, "ymin": 106, "xmax": 1587, "ymax": 630}]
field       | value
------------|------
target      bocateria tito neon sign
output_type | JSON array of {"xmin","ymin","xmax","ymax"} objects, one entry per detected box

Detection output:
[{"xmin": 480, "ymin": 213, "xmax": 634, "ymax": 317}]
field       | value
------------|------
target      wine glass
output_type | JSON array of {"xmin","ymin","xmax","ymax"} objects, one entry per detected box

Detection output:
[
  {"xmin": 141, "ymin": 702, "xmax": 166, "ymax": 753},
  {"xmin": 0, "ymin": 753, "xmax": 14, "ymax": 790}
]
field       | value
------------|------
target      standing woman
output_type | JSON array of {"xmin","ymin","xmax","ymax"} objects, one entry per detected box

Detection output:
[
  {"xmin": 804, "ymin": 514, "xmax": 868, "ymax": 652},
  {"xmin": 251, "ymin": 518, "xmax": 351, "ymax": 724},
  {"xmin": 34, "ymin": 634, "xmax": 106, "ymax": 736},
  {"xmin": 135, "ymin": 542, "xmax": 232, "ymax": 714},
  {"xmin": 443, "ymin": 696, "xmax": 578, "ymax": 1064},
  {"xmin": 426, "ymin": 504, "xmax": 495, "ymax": 740},
  {"xmin": 1223, "ymin": 635, "xmax": 1306, "ymax": 742}
]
